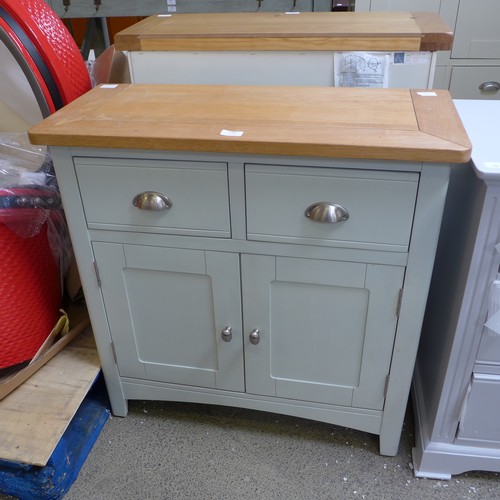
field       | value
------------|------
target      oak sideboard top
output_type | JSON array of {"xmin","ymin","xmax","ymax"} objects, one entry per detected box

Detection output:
[
  {"xmin": 114, "ymin": 11, "xmax": 453, "ymax": 52},
  {"xmin": 28, "ymin": 84, "xmax": 471, "ymax": 163}
]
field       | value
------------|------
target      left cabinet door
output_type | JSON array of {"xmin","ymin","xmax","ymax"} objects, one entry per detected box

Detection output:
[{"xmin": 93, "ymin": 242, "xmax": 245, "ymax": 392}]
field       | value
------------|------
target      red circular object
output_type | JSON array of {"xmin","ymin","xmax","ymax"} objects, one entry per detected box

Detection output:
[
  {"xmin": 1, "ymin": 0, "xmax": 91, "ymax": 107},
  {"xmin": 0, "ymin": 17, "xmax": 56, "ymax": 115}
]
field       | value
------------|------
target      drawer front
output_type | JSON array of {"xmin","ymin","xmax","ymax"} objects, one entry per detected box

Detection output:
[
  {"xmin": 245, "ymin": 164, "xmax": 419, "ymax": 251},
  {"xmin": 456, "ymin": 373, "xmax": 500, "ymax": 446},
  {"xmin": 449, "ymin": 66, "xmax": 500, "ymax": 100},
  {"xmin": 476, "ymin": 328, "xmax": 500, "ymax": 368},
  {"xmin": 75, "ymin": 157, "xmax": 230, "ymax": 237}
]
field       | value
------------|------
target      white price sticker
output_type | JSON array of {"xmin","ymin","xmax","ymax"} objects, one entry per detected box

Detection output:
[{"xmin": 220, "ymin": 129, "xmax": 244, "ymax": 137}]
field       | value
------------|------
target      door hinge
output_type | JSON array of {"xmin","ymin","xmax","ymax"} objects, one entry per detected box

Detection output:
[
  {"xmin": 396, "ymin": 288, "xmax": 403, "ymax": 317},
  {"xmin": 110, "ymin": 341, "xmax": 117, "ymax": 364},
  {"xmin": 93, "ymin": 260, "xmax": 101, "ymax": 287},
  {"xmin": 384, "ymin": 374, "xmax": 390, "ymax": 398}
]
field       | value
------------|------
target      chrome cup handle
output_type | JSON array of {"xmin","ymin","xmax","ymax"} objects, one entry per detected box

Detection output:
[
  {"xmin": 304, "ymin": 202, "xmax": 349, "ymax": 223},
  {"xmin": 479, "ymin": 81, "xmax": 500, "ymax": 93},
  {"xmin": 133, "ymin": 192, "xmax": 173, "ymax": 211}
]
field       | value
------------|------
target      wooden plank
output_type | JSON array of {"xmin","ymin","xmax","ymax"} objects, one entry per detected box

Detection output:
[
  {"xmin": 28, "ymin": 84, "xmax": 471, "ymax": 163},
  {"xmin": 0, "ymin": 327, "xmax": 101, "ymax": 466},
  {"xmin": 138, "ymin": 35, "xmax": 422, "ymax": 52},
  {"xmin": 114, "ymin": 12, "xmax": 452, "ymax": 52},
  {"xmin": 0, "ymin": 376, "xmax": 109, "ymax": 500},
  {"xmin": 0, "ymin": 313, "xmax": 88, "ymax": 401},
  {"xmin": 412, "ymin": 11, "xmax": 454, "ymax": 51}
]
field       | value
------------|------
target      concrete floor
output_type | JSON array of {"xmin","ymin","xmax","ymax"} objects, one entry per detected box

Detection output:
[{"xmin": 57, "ymin": 399, "xmax": 500, "ymax": 499}]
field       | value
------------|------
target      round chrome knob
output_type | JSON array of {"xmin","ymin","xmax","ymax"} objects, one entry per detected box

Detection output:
[
  {"xmin": 133, "ymin": 192, "xmax": 172, "ymax": 211},
  {"xmin": 304, "ymin": 202, "xmax": 349, "ymax": 223},
  {"xmin": 221, "ymin": 326, "xmax": 232, "ymax": 342},
  {"xmin": 249, "ymin": 329, "xmax": 260, "ymax": 345}
]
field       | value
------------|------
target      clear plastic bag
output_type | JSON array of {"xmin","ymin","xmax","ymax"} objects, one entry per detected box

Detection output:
[{"xmin": 0, "ymin": 132, "xmax": 73, "ymax": 276}]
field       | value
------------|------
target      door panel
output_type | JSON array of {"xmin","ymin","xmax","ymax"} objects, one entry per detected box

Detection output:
[
  {"xmin": 93, "ymin": 242, "xmax": 244, "ymax": 391},
  {"xmin": 242, "ymin": 254, "xmax": 404, "ymax": 410}
]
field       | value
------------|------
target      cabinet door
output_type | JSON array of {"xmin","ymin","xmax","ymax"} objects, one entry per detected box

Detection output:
[
  {"xmin": 456, "ymin": 373, "xmax": 500, "ymax": 446},
  {"xmin": 241, "ymin": 254, "xmax": 404, "ymax": 410},
  {"xmin": 93, "ymin": 242, "xmax": 244, "ymax": 392},
  {"xmin": 452, "ymin": 0, "xmax": 500, "ymax": 59},
  {"xmin": 359, "ymin": 0, "xmax": 442, "ymax": 12}
]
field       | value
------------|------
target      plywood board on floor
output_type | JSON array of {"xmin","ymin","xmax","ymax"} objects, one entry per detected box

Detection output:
[{"xmin": 0, "ymin": 327, "xmax": 101, "ymax": 466}]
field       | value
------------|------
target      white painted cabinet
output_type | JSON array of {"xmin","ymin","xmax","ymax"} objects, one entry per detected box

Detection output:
[
  {"xmin": 412, "ymin": 100, "xmax": 500, "ymax": 478},
  {"xmin": 358, "ymin": 0, "xmax": 500, "ymax": 99}
]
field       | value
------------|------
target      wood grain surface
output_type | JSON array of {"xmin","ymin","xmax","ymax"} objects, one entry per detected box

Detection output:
[
  {"xmin": 28, "ymin": 84, "xmax": 471, "ymax": 163},
  {"xmin": 114, "ymin": 12, "xmax": 453, "ymax": 52}
]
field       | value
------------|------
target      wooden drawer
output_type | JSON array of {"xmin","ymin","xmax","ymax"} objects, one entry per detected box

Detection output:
[
  {"xmin": 449, "ymin": 66, "xmax": 500, "ymax": 100},
  {"xmin": 74, "ymin": 157, "xmax": 230, "ymax": 237},
  {"xmin": 245, "ymin": 164, "xmax": 419, "ymax": 251}
]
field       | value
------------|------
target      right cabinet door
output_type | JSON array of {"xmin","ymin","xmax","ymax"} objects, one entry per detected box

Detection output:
[{"xmin": 241, "ymin": 254, "xmax": 405, "ymax": 410}]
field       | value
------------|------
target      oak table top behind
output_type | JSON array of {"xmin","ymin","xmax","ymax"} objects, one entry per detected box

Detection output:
[{"xmin": 114, "ymin": 12, "xmax": 453, "ymax": 52}]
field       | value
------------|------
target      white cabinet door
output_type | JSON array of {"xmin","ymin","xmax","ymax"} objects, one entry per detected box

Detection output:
[
  {"xmin": 452, "ymin": 0, "xmax": 500, "ymax": 59},
  {"xmin": 241, "ymin": 254, "xmax": 405, "ymax": 410},
  {"xmin": 93, "ymin": 242, "xmax": 245, "ymax": 392},
  {"xmin": 357, "ymin": 0, "xmax": 442, "ymax": 12}
]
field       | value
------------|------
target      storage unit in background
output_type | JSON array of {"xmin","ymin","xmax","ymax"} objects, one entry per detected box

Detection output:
[
  {"xmin": 43, "ymin": 0, "xmax": 335, "ymax": 17},
  {"xmin": 356, "ymin": 0, "xmax": 500, "ymax": 99},
  {"xmin": 114, "ymin": 11, "xmax": 452, "ymax": 88}
]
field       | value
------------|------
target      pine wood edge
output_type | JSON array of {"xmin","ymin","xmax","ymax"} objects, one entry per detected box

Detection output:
[
  {"xmin": 136, "ymin": 36, "xmax": 422, "ymax": 52},
  {"xmin": 411, "ymin": 12, "xmax": 454, "ymax": 51},
  {"xmin": 27, "ymin": 131, "xmax": 471, "ymax": 164}
]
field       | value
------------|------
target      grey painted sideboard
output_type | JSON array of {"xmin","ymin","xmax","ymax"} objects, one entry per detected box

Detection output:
[{"xmin": 28, "ymin": 84, "xmax": 470, "ymax": 456}]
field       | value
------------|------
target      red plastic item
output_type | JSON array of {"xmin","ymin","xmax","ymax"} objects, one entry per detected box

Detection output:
[
  {"xmin": 0, "ymin": 0, "xmax": 91, "ymax": 367},
  {"xmin": 0, "ymin": 202, "xmax": 62, "ymax": 369},
  {"xmin": 0, "ymin": 0, "xmax": 91, "ymax": 107},
  {"xmin": 0, "ymin": 17, "xmax": 57, "ymax": 115}
]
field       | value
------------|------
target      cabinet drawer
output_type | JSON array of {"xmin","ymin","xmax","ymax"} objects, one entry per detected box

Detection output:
[
  {"xmin": 449, "ymin": 67, "xmax": 500, "ymax": 100},
  {"xmin": 456, "ymin": 373, "xmax": 500, "ymax": 446},
  {"xmin": 245, "ymin": 164, "xmax": 419, "ymax": 251},
  {"xmin": 75, "ymin": 157, "xmax": 230, "ymax": 237}
]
